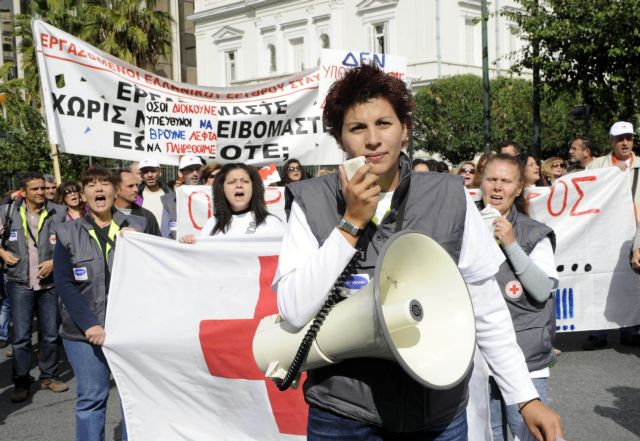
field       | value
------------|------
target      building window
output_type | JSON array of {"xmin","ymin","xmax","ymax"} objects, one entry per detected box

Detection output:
[
  {"xmin": 267, "ymin": 44, "xmax": 277, "ymax": 73},
  {"xmin": 465, "ymin": 18, "xmax": 475, "ymax": 64},
  {"xmin": 225, "ymin": 50, "xmax": 237, "ymax": 83},
  {"xmin": 372, "ymin": 23, "xmax": 387, "ymax": 54},
  {"xmin": 290, "ymin": 37, "xmax": 305, "ymax": 71},
  {"xmin": 320, "ymin": 33, "xmax": 330, "ymax": 49}
]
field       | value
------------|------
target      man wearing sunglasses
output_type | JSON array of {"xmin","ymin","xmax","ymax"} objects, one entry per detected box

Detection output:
[
  {"xmin": 0, "ymin": 172, "xmax": 69, "ymax": 401},
  {"xmin": 584, "ymin": 121, "xmax": 640, "ymax": 349}
]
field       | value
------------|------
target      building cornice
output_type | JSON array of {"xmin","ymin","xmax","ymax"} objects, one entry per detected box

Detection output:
[
  {"xmin": 280, "ymin": 18, "xmax": 308, "ymax": 30},
  {"xmin": 187, "ymin": 0, "xmax": 285, "ymax": 24},
  {"xmin": 356, "ymin": 0, "xmax": 399, "ymax": 15},
  {"xmin": 458, "ymin": 0, "xmax": 492, "ymax": 11},
  {"xmin": 312, "ymin": 13, "xmax": 331, "ymax": 23}
]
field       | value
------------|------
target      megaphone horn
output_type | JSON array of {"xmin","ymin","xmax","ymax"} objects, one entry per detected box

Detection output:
[{"xmin": 252, "ymin": 230, "xmax": 476, "ymax": 390}]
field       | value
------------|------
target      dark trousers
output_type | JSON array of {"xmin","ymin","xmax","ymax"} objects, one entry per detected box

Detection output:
[
  {"xmin": 307, "ymin": 406, "xmax": 468, "ymax": 441},
  {"xmin": 7, "ymin": 282, "xmax": 59, "ymax": 386}
]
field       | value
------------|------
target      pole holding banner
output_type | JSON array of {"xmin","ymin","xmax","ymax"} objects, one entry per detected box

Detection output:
[{"xmin": 49, "ymin": 143, "xmax": 62, "ymax": 184}]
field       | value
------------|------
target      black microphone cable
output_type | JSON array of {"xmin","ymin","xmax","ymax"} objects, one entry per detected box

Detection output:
[{"xmin": 274, "ymin": 250, "xmax": 362, "ymax": 391}]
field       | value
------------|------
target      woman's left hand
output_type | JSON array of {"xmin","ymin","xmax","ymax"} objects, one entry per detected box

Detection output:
[
  {"xmin": 493, "ymin": 216, "xmax": 516, "ymax": 246},
  {"xmin": 119, "ymin": 227, "xmax": 136, "ymax": 237},
  {"xmin": 179, "ymin": 234, "xmax": 196, "ymax": 244}
]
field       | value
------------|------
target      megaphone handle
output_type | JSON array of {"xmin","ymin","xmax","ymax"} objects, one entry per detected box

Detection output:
[{"xmin": 274, "ymin": 250, "xmax": 362, "ymax": 391}]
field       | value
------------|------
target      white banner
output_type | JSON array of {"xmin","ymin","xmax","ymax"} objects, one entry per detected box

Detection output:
[
  {"xmin": 33, "ymin": 19, "xmax": 344, "ymax": 165},
  {"xmin": 175, "ymin": 185, "xmax": 286, "ymax": 237},
  {"xmin": 102, "ymin": 169, "xmax": 640, "ymax": 439},
  {"xmin": 104, "ymin": 233, "xmax": 307, "ymax": 440},
  {"xmin": 526, "ymin": 168, "xmax": 640, "ymax": 332},
  {"xmin": 33, "ymin": 21, "xmax": 410, "ymax": 167}
]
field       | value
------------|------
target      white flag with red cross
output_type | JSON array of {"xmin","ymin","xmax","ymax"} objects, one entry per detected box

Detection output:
[{"xmin": 103, "ymin": 232, "xmax": 307, "ymax": 440}]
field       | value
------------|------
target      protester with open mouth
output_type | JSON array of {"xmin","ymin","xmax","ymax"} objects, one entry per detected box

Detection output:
[
  {"xmin": 479, "ymin": 153, "xmax": 558, "ymax": 440},
  {"xmin": 54, "ymin": 167, "xmax": 147, "ymax": 441},
  {"xmin": 179, "ymin": 163, "xmax": 283, "ymax": 242},
  {"xmin": 457, "ymin": 161, "xmax": 476, "ymax": 188},
  {"xmin": 54, "ymin": 180, "xmax": 85, "ymax": 220}
]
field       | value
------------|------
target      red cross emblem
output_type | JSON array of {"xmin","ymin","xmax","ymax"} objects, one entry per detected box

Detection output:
[
  {"xmin": 506, "ymin": 280, "xmax": 523, "ymax": 299},
  {"xmin": 198, "ymin": 256, "xmax": 307, "ymax": 436}
]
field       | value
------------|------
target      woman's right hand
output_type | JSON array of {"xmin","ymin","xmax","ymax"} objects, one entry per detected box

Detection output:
[
  {"xmin": 179, "ymin": 234, "xmax": 196, "ymax": 244},
  {"xmin": 339, "ymin": 163, "xmax": 380, "ymax": 228},
  {"xmin": 493, "ymin": 216, "xmax": 516, "ymax": 247},
  {"xmin": 85, "ymin": 325, "xmax": 106, "ymax": 346}
]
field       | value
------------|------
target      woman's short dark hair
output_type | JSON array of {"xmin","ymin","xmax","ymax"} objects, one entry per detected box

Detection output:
[
  {"xmin": 482, "ymin": 153, "xmax": 527, "ymax": 214},
  {"xmin": 211, "ymin": 163, "xmax": 270, "ymax": 235},
  {"xmin": 54, "ymin": 180, "xmax": 81, "ymax": 205},
  {"xmin": 323, "ymin": 63, "xmax": 415, "ymax": 145},
  {"xmin": 81, "ymin": 167, "xmax": 116, "ymax": 188}
]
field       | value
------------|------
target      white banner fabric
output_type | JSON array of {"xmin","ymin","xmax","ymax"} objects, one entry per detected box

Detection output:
[
  {"xmin": 103, "ymin": 232, "xmax": 307, "ymax": 441},
  {"xmin": 33, "ymin": 19, "xmax": 343, "ymax": 165},
  {"xmin": 175, "ymin": 185, "xmax": 286, "ymax": 237},
  {"xmin": 33, "ymin": 21, "xmax": 410, "ymax": 167},
  {"xmin": 526, "ymin": 168, "xmax": 640, "ymax": 332},
  {"xmin": 102, "ymin": 169, "xmax": 640, "ymax": 439}
]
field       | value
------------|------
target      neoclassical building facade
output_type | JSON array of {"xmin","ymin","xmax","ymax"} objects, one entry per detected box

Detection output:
[{"xmin": 189, "ymin": 0, "xmax": 526, "ymax": 88}]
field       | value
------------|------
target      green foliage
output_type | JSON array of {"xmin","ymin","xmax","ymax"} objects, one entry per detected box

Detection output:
[
  {"xmin": 413, "ymin": 75, "xmax": 484, "ymax": 163},
  {"xmin": 504, "ymin": 0, "xmax": 640, "ymax": 121},
  {"xmin": 413, "ymin": 74, "xmax": 611, "ymax": 163},
  {"xmin": 80, "ymin": 0, "xmax": 172, "ymax": 70},
  {"xmin": 0, "ymin": 71, "xmax": 93, "ymax": 193},
  {"xmin": 0, "ymin": 87, "xmax": 51, "ymax": 180}
]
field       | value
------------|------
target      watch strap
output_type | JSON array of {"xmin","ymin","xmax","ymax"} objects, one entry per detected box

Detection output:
[{"xmin": 338, "ymin": 218, "xmax": 363, "ymax": 236}]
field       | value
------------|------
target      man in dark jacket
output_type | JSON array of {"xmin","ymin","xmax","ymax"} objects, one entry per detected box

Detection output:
[
  {"xmin": 114, "ymin": 169, "xmax": 161, "ymax": 236},
  {"xmin": 0, "ymin": 171, "xmax": 68, "ymax": 402}
]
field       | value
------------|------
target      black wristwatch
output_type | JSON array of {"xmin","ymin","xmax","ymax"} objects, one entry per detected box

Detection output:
[{"xmin": 338, "ymin": 218, "xmax": 363, "ymax": 237}]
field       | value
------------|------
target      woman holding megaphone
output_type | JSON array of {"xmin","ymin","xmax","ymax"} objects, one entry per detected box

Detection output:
[
  {"xmin": 479, "ymin": 154, "xmax": 559, "ymax": 440},
  {"xmin": 273, "ymin": 64, "xmax": 563, "ymax": 441}
]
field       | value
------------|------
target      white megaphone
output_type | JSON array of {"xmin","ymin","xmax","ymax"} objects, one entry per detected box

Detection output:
[{"xmin": 253, "ymin": 230, "xmax": 476, "ymax": 390}]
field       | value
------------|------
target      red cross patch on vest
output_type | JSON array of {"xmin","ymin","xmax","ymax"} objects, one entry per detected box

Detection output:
[{"xmin": 505, "ymin": 280, "xmax": 523, "ymax": 299}]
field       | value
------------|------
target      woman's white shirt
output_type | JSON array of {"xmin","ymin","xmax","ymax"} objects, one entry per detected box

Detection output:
[{"xmin": 200, "ymin": 212, "xmax": 285, "ymax": 237}]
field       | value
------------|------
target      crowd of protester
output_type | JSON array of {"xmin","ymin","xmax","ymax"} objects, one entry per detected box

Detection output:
[{"xmin": 0, "ymin": 98, "xmax": 639, "ymax": 439}]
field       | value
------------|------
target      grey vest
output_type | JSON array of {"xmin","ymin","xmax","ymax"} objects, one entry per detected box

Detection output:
[
  {"xmin": 494, "ymin": 208, "xmax": 557, "ymax": 372},
  {"xmin": 288, "ymin": 156, "xmax": 470, "ymax": 432},
  {"xmin": 1, "ymin": 199, "xmax": 66, "ymax": 285},
  {"xmin": 56, "ymin": 211, "xmax": 146, "ymax": 341},
  {"xmin": 160, "ymin": 192, "xmax": 177, "ymax": 240}
]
